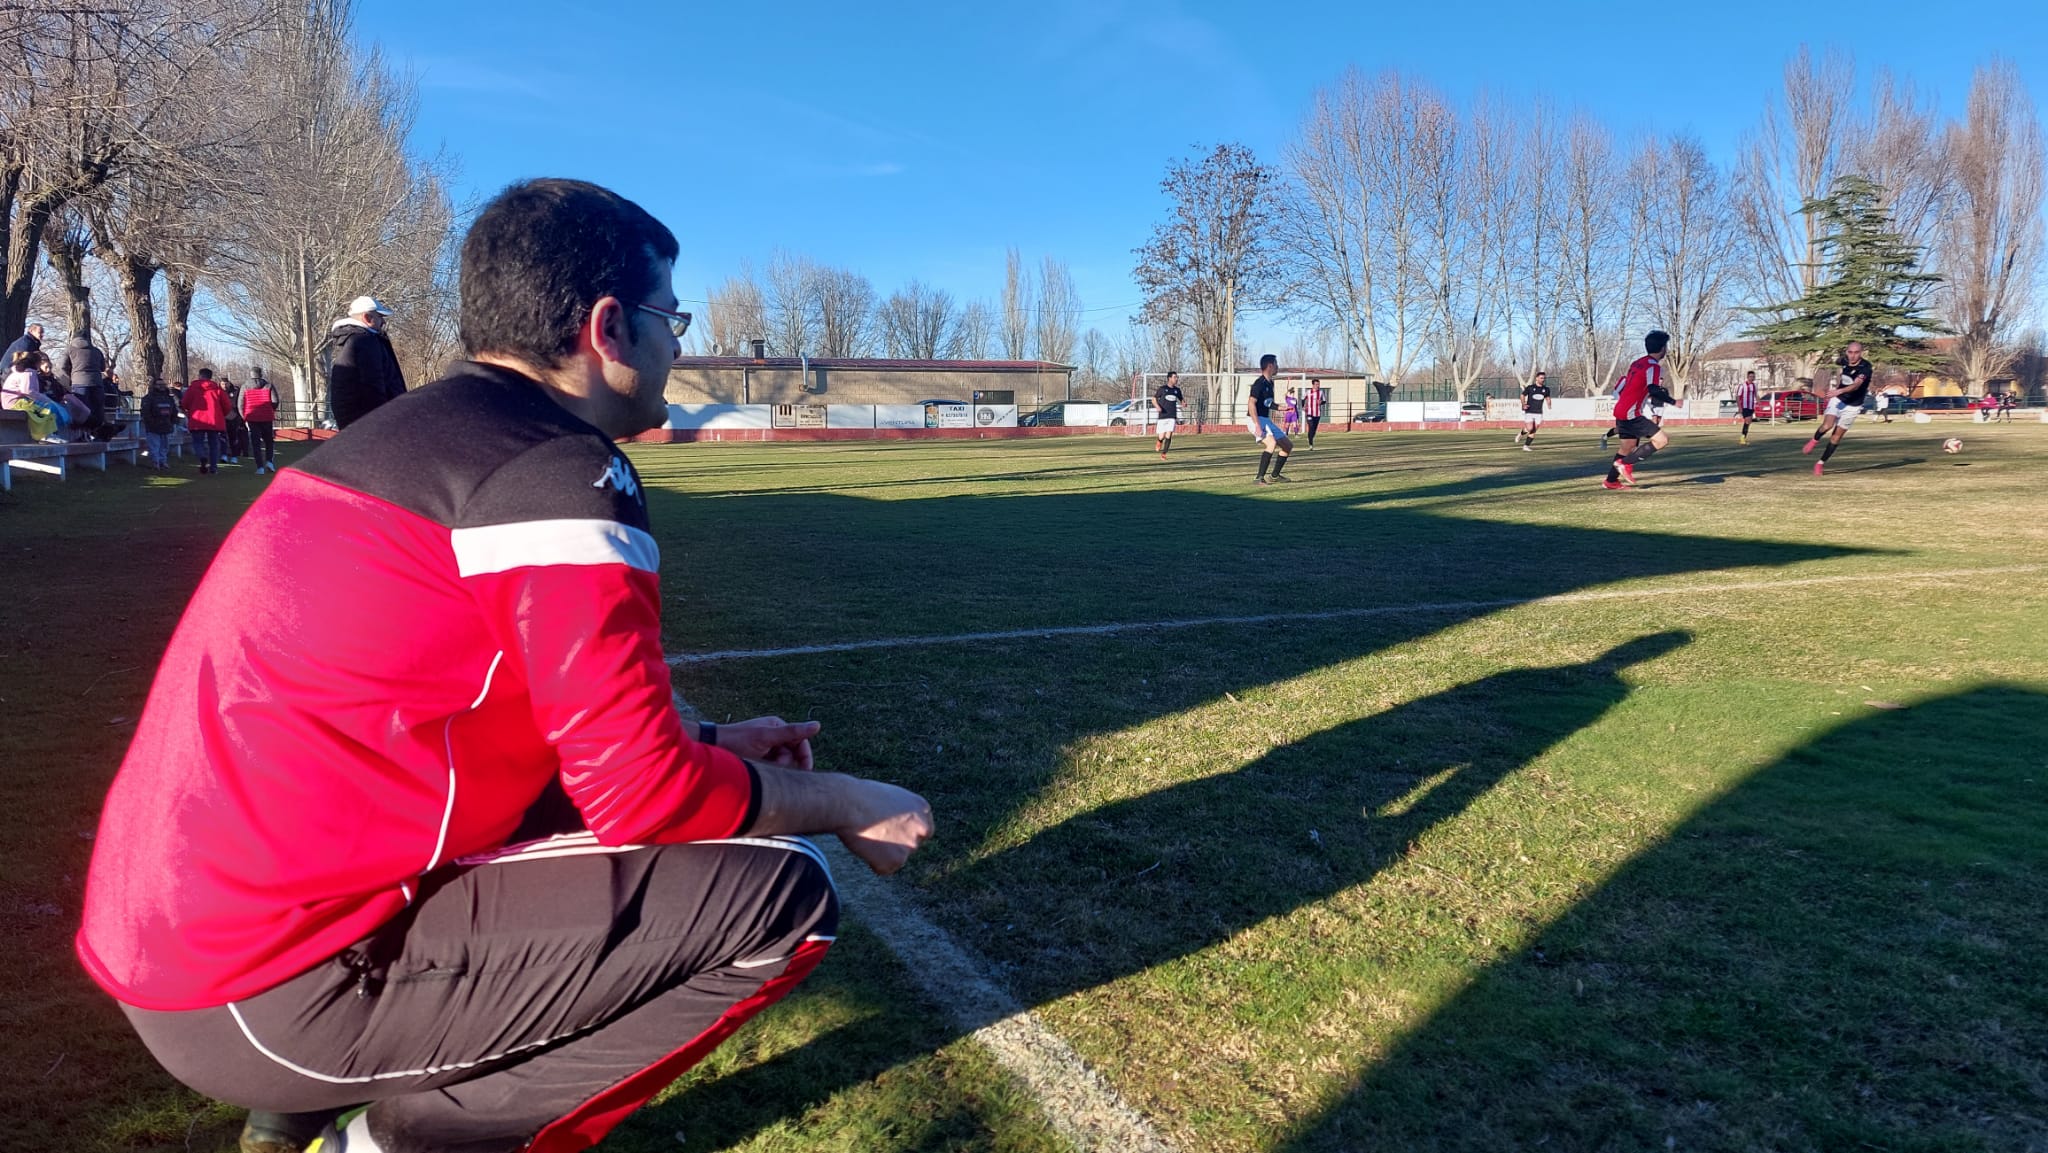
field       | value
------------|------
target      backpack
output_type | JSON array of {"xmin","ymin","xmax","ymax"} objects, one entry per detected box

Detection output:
[{"xmin": 142, "ymin": 390, "xmax": 180, "ymax": 433}]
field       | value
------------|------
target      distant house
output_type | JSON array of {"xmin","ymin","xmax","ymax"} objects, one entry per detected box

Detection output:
[
  {"xmin": 1698, "ymin": 338, "xmax": 1997, "ymax": 399},
  {"xmin": 667, "ymin": 356, "xmax": 1075, "ymax": 408}
]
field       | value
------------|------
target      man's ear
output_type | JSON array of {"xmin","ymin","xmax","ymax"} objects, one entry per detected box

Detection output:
[{"xmin": 585, "ymin": 296, "xmax": 631, "ymax": 366}]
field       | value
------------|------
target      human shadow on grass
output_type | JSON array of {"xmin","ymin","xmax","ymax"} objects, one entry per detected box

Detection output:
[
  {"xmin": 1276, "ymin": 684, "xmax": 2048, "ymax": 1153},
  {"xmin": 649, "ymin": 632, "xmax": 1694, "ymax": 1147}
]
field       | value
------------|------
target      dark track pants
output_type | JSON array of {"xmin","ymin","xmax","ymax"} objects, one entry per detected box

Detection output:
[{"xmin": 123, "ymin": 832, "xmax": 838, "ymax": 1153}]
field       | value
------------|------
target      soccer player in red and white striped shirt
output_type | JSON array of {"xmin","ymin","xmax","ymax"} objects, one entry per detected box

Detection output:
[{"xmin": 1735, "ymin": 370, "xmax": 1759, "ymax": 444}]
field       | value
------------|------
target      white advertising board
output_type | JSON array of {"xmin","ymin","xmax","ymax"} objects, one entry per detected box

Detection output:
[
  {"xmin": 1064, "ymin": 403, "xmax": 1110, "ymax": 427},
  {"xmin": 973, "ymin": 404, "xmax": 1019, "ymax": 427},
  {"xmin": 665, "ymin": 404, "xmax": 772, "ymax": 430},
  {"xmin": 826, "ymin": 405, "xmax": 877, "ymax": 429},
  {"xmin": 874, "ymin": 405, "xmax": 926, "ymax": 429}
]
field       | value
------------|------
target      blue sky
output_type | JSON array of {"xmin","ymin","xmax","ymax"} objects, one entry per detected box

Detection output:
[{"xmin": 359, "ymin": 0, "xmax": 2047, "ymax": 347}]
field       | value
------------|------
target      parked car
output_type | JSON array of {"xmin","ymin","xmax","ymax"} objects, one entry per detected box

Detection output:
[
  {"xmin": 1458, "ymin": 401, "xmax": 1486, "ymax": 418},
  {"xmin": 1915, "ymin": 395, "xmax": 1973, "ymax": 410},
  {"xmin": 1020, "ymin": 401, "xmax": 1082, "ymax": 427},
  {"xmin": 913, "ymin": 398, "xmax": 966, "ymax": 406},
  {"xmin": 1755, "ymin": 389, "xmax": 1821, "ymax": 420},
  {"xmin": 1106, "ymin": 398, "xmax": 1160, "ymax": 426}
]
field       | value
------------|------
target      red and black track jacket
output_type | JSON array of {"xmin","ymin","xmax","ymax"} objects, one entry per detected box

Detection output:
[{"xmin": 78, "ymin": 362, "xmax": 755, "ymax": 1011}]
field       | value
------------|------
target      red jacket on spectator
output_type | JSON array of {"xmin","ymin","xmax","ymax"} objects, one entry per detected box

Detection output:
[{"xmin": 182, "ymin": 377, "xmax": 228, "ymax": 431}]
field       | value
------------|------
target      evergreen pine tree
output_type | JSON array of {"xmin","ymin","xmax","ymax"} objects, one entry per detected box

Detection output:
[{"xmin": 1745, "ymin": 174, "xmax": 1950, "ymax": 373}]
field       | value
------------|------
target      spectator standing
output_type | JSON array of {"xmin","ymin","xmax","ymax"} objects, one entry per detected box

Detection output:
[
  {"xmin": 220, "ymin": 376, "xmax": 247, "ymax": 464},
  {"xmin": 242, "ymin": 368, "xmax": 278, "ymax": 474},
  {"xmin": 4, "ymin": 321, "xmax": 43, "ymax": 366},
  {"xmin": 54, "ymin": 328, "xmax": 110, "ymax": 437},
  {"xmin": 139, "ymin": 378, "xmax": 181, "ymax": 472},
  {"xmin": 181, "ymin": 368, "xmax": 229, "ymax": 475},
  {"xmin": 327, "ymin": 295, "xmax": 407, "ymax": 428}
]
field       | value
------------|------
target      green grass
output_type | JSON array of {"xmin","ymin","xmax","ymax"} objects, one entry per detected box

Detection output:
[{"xmin": 4, "ymin": 419, "xmax": 2044, "ymax": 1151}]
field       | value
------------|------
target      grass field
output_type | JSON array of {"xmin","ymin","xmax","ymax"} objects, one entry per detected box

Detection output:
[{"xmin": 4, "ymin": 418, "xmax": 2045, "ymax": 1152}]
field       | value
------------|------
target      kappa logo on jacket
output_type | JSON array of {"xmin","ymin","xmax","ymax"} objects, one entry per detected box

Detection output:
[{"xmin": 593, "ymin": 455, "xmax": 639, "ymax": 500}]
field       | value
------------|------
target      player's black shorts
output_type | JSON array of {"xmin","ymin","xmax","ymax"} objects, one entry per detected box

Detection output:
[
  {"xmin": 1738, "ymin": 407, "xmax": 1755, "ymax": 419},
  {"xmin": 1615, "ymin": 416, "xmax": 1662, "ymax": 441}
]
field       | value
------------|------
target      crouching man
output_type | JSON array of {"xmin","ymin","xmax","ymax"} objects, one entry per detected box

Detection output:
[{"xmin": 77, "ymin": 178, "xmax": 933, "ymax": 1153}]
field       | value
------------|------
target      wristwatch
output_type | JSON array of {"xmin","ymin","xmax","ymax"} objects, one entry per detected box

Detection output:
[{"xmin": 698, "ymin": 720, "xmax": 718, "ymax": 747}]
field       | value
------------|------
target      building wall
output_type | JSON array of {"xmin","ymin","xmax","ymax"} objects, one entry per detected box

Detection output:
[{"xmin": 666, "ymin": 365, "xmax": 1074, "ymax": 407}]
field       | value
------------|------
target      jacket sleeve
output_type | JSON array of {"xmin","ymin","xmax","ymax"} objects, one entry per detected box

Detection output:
[{"xmin": 456, "ymin": 438, "xmax": 755, "ymax": 846}]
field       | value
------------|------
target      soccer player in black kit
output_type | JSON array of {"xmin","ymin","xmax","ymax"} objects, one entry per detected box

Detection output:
[
  {"xmin": 1154, "ymin": 371, "xmax": 1185, "ymax": 459},
  {"xmin": 1803, "ymin": 342, "xmax": 1872, "ymax": 476},
  {"xmin": 1515, "ymin": 371, "xmax": 1551, "ymax": 450},
  {"xmin": 1247, "ymin": 354, "xmax": 1291, "ymax": 483}
]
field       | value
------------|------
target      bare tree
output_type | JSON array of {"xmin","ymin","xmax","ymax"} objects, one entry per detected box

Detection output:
[
  {"xmin": 1000, "ymin": 247, "xmax": 1032, "ymax": 358},
  {"xmin": 812, "ymin": 266, "xmax": 875, "ymax": 358},
  {"xmin": 1034, "ymin": 255, "xmax": 1080, "ymax": 364},
  {"xmin": 1133, "ymin": 142, "xmax": 1274, "ymax": 376},
  {"xmin": 764, "ymin": 250, "xmax": 817, "ymax": 356},
  {"xmin": 951, "ymin": 299, "xmax": 994, "ymax": 359},
  {"xmin": 1276, "ymin": 69, "xmax": 1434, "ymax": 388},
  {"xmin": 705, "ymin": 265, "xmax": 765, "ymax": 355},
  {"xmin": 1501, "ymin": 103, "xmax": 1564, "ymax": 385},
  {"xmin": 880, "ymin": 280, "xmax": 956, "ymax": 359},
  {"xmin": 1558, "ymin": 119, "xmax": 1651, "ymax": 395},
  {"xmin": 1937, "ymin": 59, "xmax": 2045, "ymax": 393},
  {"xmin": 1641, "ymin": 134, "xmax": 1742, "ymax": 394}
]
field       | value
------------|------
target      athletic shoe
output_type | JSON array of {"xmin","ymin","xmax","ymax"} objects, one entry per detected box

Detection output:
[
  {"xmin": 1599, "ymin": 434, "xmax": 1609, "ymax": 450},
  {"xmin": 1617, "ymin": 461, "xmax": 1636, "ymax": 485},
  {"xmin": 1813, "ymin": 460, "xmax": 1825, "ymax": 476},
  {"xmin": 1801, "ymin": 439, "xmax": 1817, "ymax": 455},
  {"xmin": 1269, "ymin": 473, "xmax": 1292, "ymax": 482},
  {"xmin": 1739, "ymin": 435, "xmax": 1748, "ymax": 445},
  {"xmin": 1522, "ymin": 444, "xmax": 1532, "ymax": 452},
  {"xmin": 1254, "ymin": 477, "xmax": 1270, "ymax": 485},
  {"xmin": 1601, "ymin": 479, "xmax": 1627, "ymax": 490}
]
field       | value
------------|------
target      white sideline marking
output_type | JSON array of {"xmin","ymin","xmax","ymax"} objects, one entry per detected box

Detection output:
[
  {"xmin": 669, "ymin": 691, "xmax": 1179, "ymax": 1153},
  {"xmin": 667, "ymin": 564, "xmax": 2048, "ymax": 664}
]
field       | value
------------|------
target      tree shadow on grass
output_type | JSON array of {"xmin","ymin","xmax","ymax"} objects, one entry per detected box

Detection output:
[
  {"xmin": 1277, "ymin": 685, "xmax": 2048, "ymax": 1153},
  {"xmin": 648, "ymin": 632, "xmax": 1695, "ymax": 1148}
]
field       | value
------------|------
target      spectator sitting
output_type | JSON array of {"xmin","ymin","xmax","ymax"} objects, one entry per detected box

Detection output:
[
  {"xmin": 139, "ymin": 378, "xmax": 181, "ymax": 472},
  {"xmin": 4, "ymin": 348, "xmax": 66, "ymax": 441},
  {"xmin": 181, "ymin": 368, "xmax": 229, "ymax": 475},
  {"xmin": 4, "ymin": 321, "xmax": 43, "ymax": 367}
]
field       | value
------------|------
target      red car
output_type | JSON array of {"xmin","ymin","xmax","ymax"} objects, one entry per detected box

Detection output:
[{"xmin": 1754, "ymin": 389, "xmax": 1821, "ymax": 420}]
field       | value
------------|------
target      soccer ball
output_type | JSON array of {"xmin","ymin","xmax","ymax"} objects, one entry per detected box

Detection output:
[{"xmin": 1942, "ymin": 437, "xmax": 1963, "ymax": 454}]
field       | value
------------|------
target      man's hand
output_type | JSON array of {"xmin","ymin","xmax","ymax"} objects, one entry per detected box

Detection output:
[
  {"xmin": 716, "ymin": 716, "xmax": 818, "ymax": 770},
  {"xmin": 835, "ymin": 779, "xmax": 935, "ymax": 875}
]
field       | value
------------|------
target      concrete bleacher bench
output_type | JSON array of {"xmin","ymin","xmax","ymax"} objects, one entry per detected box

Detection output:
[{"xmin": 0, "ymin": 436, "xmax": 143, "ymax": 492}]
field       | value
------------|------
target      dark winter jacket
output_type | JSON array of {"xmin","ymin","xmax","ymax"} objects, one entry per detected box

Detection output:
[
  {"xmin": 55, "ymin": 336, "xmax": 108, "ymax": 391},
  {"xmin": 140, "ymin": 385, "xmax": 181, "ymax": 435},
  {"xmin": 327, "ymin": 320, "xmax": 407, "ymax": 428},
  {"xmin": 4, "ymin": 332, "xmax": 41, "ymax": 366}
]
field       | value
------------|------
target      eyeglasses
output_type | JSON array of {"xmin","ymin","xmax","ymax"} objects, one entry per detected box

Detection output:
[{"xmin": 635, "ymin": 302, "xmax": 692, "ymax": 340}]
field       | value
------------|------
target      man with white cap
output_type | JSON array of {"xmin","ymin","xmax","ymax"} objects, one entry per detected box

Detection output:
[{"xmin": 328, "ymin": 295, "xmax": 408, "ymax": 428}]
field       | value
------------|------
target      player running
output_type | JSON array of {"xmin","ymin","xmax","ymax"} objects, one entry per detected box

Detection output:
[
  {"xmin": 1802, "ymin": 342, "xmax": 1872, "ymax": 476},
  {"xmin": 1735, "ymin": 370, "xmax": 1759, "ymax": 444},
  {"xmin": 1248, "ymin": 353, "xmax": 1292, "ymax": 484},
  {"xmin": 1515, "ymin": 371, "xmax": 1552, "ymax": 450},
  {"xmin": 1602, "ymin": 330, "xmax": 1674, "ymax": 490},
  {"xmin": 1303, "ymin": 377, "xmax": 1324, "ymax": 447},
  {"xmin": 1153, "ymin": 371, "xmax": 1185, "ymax": 459}
]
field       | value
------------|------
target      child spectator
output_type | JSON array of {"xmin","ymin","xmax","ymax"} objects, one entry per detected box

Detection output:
[
  {"xmin": 139, "ymin": 378, "xmax": 181, "ymax": 472},
  {"xmin": 3, "ymin": 349, "xmax": 65, "ymax": 441}
]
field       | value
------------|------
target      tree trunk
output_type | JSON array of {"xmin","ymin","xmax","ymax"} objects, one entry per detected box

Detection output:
[
  {"xmin": 166, "ymin": 270, "xmax": 196, "ymax": 386},
  {"xmin": 44, "ymin": 223, "xmax": 92, "ymax": 337},
  {"xmin": 114, "ymin": 257, "xmax": 165, "ymax": 382},
  {"xmin": 2, "ymin": 195, "xmax": 60, "ymax": 342}
]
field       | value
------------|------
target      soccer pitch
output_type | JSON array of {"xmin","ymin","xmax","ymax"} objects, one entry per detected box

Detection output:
[{"xmin": 6, "ymin": 420, "xmax": 2045, "ymax": 1152}]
